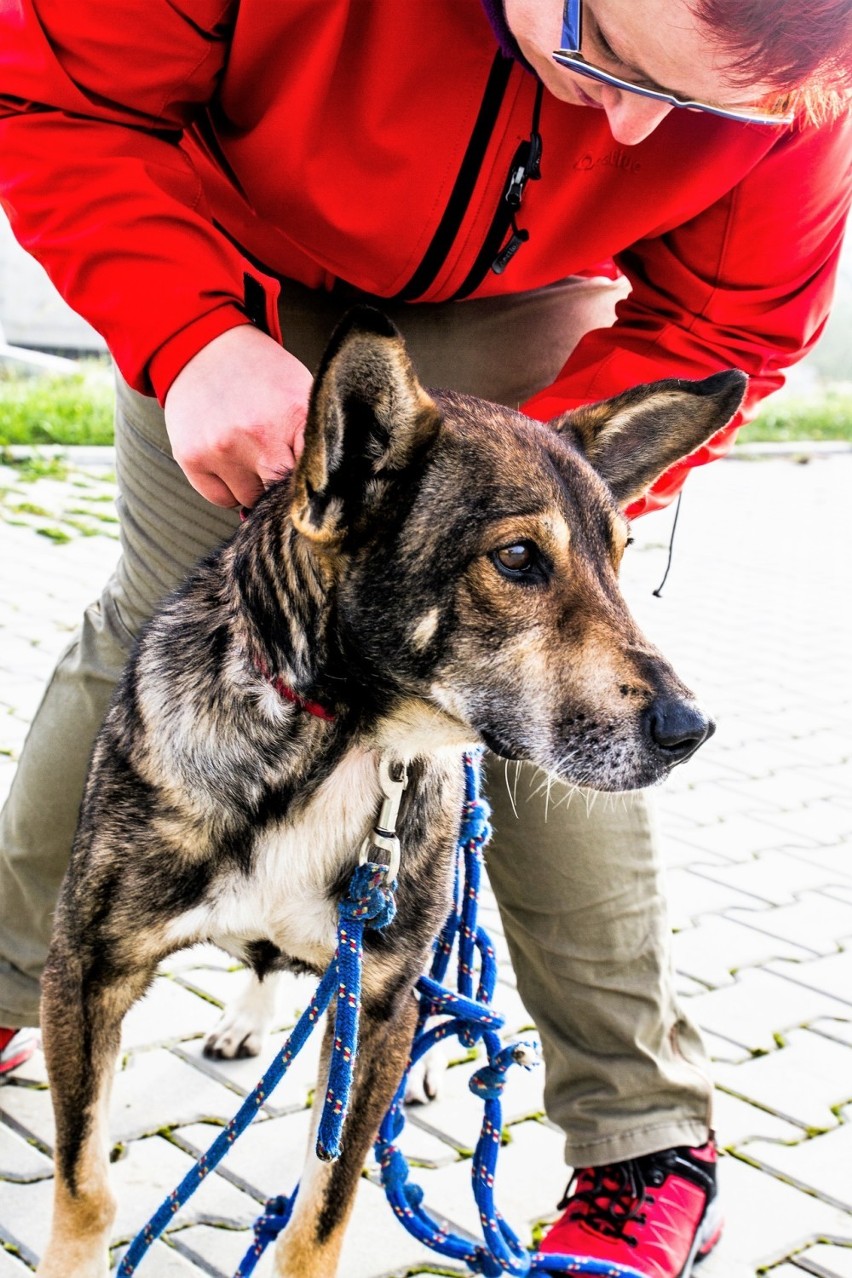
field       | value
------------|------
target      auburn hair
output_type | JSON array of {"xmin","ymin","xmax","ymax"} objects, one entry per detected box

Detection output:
[{"xmin": 692, "ymin": 0, "xmax": 852, "ymax": 121}]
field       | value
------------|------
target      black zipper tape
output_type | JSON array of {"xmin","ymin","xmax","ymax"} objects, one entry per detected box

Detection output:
[
  {"xmin": 449, "ymin": 80, "xmax": 543, "ymax": 300},
  {"xmin": 390, "ymin": 50, "xmax": 513, "ymax": 302}
]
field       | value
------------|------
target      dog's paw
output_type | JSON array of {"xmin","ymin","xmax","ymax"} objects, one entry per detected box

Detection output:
[
  {"xmin": 404, "ymin": 1033, "xmax": 451, "ymax": 1105},
  {"xmin": 203, "ymin": 972, "xmax": 278, "ymax": 1060}
]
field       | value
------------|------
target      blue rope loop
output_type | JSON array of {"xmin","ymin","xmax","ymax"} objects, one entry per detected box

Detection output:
[
  {"xmin": 120, "ymin": 752, "xmax": 649, "ymax": 1278},
  {"xmin": 373, "ymin": 752, "xmax": 649, "ymax": 1277},
  {"xmin": 317, "ymin": 861, "xmax": 395, "ymax": 1161},
  {"xmin": 233, "ymin": 1193, "xmax": 296, "ymax": 1277},
  {"xmin": 119, "ymin": 862, "xmax": 395, "ymax": 1274}
]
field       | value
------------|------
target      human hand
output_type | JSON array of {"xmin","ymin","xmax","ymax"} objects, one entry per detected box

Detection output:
[{"xmin": 164, "ymin": 324, "xmax": 313, "ymax": 508}]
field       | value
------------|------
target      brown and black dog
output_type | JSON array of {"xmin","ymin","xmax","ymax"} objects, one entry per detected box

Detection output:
[{"xmin": 37, "ymin": 307, "xmax": 744, "ymax": 1278}]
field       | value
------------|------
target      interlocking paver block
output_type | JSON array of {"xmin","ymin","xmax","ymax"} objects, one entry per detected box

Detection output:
[
  {"xmin": 698, "ymin": 1154, "xmax": 852, "ymax": 1272},
  {"xmin": 672, "ymin": 813, "xmax": 818, "ymax": 862},
  {"xmin": 672, "ymin": 913, "xmax": 813, "ymax": 988},
  {"xmin": 758, "ymin": 802, "xmax": 852, "ymax": 846},
  {"xmin": 717, "ymin": 771, "xmax": 847, "ymax": 813},
  {"xmin": 793, "ymin": 1242, "xmax": 852, "ymax": 1276},
  {"xmin": 110, "ymin": 1135, "xmax": 259, "ymax": 1240},
  {"xmin": 684, "ymin": 968, "xmax": 851, "ymax": 1054},
  {"xmin": 664, "ymin": 867, "xmax": 766, "ymax": 928},
  {"xmin": 120, "ymin": 976, "xmax": 222, "ymax": 1051},
  {"xmin": 767, "ymin": 950, "xmax": 852, "ymax": 1008},
  {"xmin": 0, "ymin": 1177, "xmax": 52, "ymax": 1264},
  {"xmin": 810, "ymin": 1019, "xmax": 852, "ymax": 1047},
  {"xmin": 0, "ymin": 1122, "xmax": 52, "ymax": 1182},
  {"xmin": 713, "ymin": 1030, "xmax": 852, "ymax": 1130},
  {"xmin": 657, "ymin": 780, "xmax": 777, "ymax": 825},
  {"xmin": 0, "ymin": 1049, "xmax": 272, "ymax": 1155},
  {"xmin": 712, "ymin": 1090, "xmax": 806, "ymax": 1149},
  {"xmin": 726, "ymin": 892, "xmax": 852, "ymax": 956},
  {"xmin": 745, "ymin": 1124, "xmax": 852, "ymax": 1211},
  {"xmin": 113, "ymin": 1240, "xmax": 207, "ymax": 1276},
  {"xmin": 692, "ymin": 849, "xmax": 852, "ymax": 905},
  {"xmin": 787, "ymin": 844, "xmax": 852, "ymax": 884},
  {"xmin": 0, "ymin": 1248, "xmax": 32, "ymax": 1277},
  {"xmin": 176, "ymin": 1110, "xmax": 315, "ymax": 1198},
  {"xmin": 172, "ymin": 1025, "xmax": 322, "ymax": 1117}
]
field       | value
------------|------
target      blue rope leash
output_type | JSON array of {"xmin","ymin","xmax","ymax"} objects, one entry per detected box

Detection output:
[
  {"xmin": 118, "ymin": 862, "xmax": 396, "ymax": 1276},
  {"xmin": 372, "ymin": 753, "xmax": 646, "ymax": 1278},
  {"xmin": 119, "ymin": 755, "xmax": 644, "ymax": 1278}
]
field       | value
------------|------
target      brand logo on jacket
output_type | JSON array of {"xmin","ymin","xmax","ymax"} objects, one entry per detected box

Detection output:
[{"xmin": 574, "ymin": 149, "xmax": 642, "ymax": 174}]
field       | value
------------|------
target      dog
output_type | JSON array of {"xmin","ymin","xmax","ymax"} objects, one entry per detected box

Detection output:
[{"xmin": 37, "ymin": 306, "xmax": 745, "ymax": 1278}]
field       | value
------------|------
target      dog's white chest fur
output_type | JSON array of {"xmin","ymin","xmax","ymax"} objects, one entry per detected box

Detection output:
[{"xmin": 164, "ymin": 747, "xmax": 383, "ymax": 967}]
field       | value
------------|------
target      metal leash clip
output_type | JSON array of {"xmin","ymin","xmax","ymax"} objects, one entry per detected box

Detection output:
[{"xmin": 359, "ymin": 755, "xmax": 408, "ymax": 881}]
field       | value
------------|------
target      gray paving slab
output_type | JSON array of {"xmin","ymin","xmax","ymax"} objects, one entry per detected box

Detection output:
[
  {"xmin": 744, "ymin": 1124, "xmax": 852, "ymax": 1211},
  {"xmin": 767, "ymin": 951, "xmax": 852, "ymax": 1008},
  {"xmin": 712, "ymin": 1029, "xmax": 852, "ymax": 1130},
  {"xmin": 672, "ymin": 913, "xmax": 814, "ymax": 988},
  {"xmin": 696, "ymin": 1154, "xmax": 852, "ymax": 1274},
  {"xmin": 792, "ymin": 1243, "xmax": 852, "ymax": 1276},
  {"xmin": 690, "ymin": 849, "xmax": 852, "ymax": 905},
  {"xmin": 725, "ymin": 892, "xmax": 852, "ymax": 956},
  {"xmin": 0, "ymin": 1123, "xmax": 52, "ymax": 1182},
  {"xmin": 682, "ymin": 967, "xmax": 852, "ymax": 1055},
  {"xmin": 1, "ymin": 451, "xmax": 852, "ymax": 1275},
  {"xmin": 0, "ymin": 1248, "xmax": 32, "ymax": 1277}
]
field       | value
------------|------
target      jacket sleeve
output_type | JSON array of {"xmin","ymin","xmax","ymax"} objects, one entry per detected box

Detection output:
[
  {"xmin": 0, "ymin": 0, "xmax": 274, "ymax": 401},
  {"xmin": 522, "ymin": 114, "xmax": 852, "ymax": 518}
]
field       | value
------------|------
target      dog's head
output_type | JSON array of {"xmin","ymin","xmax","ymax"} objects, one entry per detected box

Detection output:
[{"xmin": 289, "ymin": 306, "xmax": 745, "ymax": 790}]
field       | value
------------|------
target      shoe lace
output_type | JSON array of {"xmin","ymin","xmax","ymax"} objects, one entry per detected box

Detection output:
[{"xmin": 558, "ymin": 1156, "xmax": 666, "ymax": 1247}]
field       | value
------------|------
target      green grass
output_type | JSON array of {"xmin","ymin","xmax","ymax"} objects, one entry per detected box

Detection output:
[
  {"xmin": 1, "ymin": 367, "xmax": 850, "ymax": 446},
  {"xmin": 739, "ymin": 391, "xmax": 852, "ymax": 443},
  {"xmin": 0, "ymin": 365, "xmax": 113, "ymax": 447}
]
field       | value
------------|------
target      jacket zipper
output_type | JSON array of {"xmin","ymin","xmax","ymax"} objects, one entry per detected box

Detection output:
[
  {"xmin": 448, "ymin": 79, "xmax": 544, "ymax": 300},
  {"xmin": 391, "ymin": 50, "xmax": 513, "ymax": 302}
]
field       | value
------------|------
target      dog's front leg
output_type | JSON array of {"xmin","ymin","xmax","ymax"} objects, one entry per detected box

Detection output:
[
  {"xmin": 37, "ymin": 942, "xmax": 155, "ymax": 1278},
  {"xmin": 273, "ymin": 986, "xmax": 418, "ymax": 1278}
]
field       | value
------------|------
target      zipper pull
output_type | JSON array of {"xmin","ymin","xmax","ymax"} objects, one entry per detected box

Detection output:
[
  {"xmin": 492, "ymin": 221, "xmax": 530, "ymax": 275},
  {"xmin": 491, "ymin": 82, "xmax": 544, "ymax": 278},
  {"xmin": 505, "ymin": 131, "xmax": 542, "ymax": 209}
]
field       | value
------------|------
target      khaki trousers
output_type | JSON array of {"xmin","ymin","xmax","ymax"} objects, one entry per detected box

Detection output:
[{"xmin": 0, "ymin": 277, "xmax": 712, "ymax": 1165}]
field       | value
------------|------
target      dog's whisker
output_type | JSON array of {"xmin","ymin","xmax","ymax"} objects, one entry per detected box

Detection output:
[{"xmin": 503, "ymin": 758, "xmax": 520, "ymax": 820}]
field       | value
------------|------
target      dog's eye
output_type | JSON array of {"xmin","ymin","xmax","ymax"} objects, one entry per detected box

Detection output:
[
  {"xmin": 492, "ymin": 541, "xmax": 544, "ymax": 580},
  {"xmin": 496, "ymin": 542, "xmax": 532, "ymax": 571}
]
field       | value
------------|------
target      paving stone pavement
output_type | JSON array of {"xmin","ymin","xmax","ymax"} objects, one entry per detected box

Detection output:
[{"xmin": 0, "ymin": 446, "xmax": 850, "ymax": 1277}]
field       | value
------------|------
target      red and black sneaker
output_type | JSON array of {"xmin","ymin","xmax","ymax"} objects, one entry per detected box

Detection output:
[
  {"xmin": 0, "ymin": 1025, "xmax": 39, "ymax": 1078},
  {"xmin": 538, "ymin": 1140, "xmax": 722, "ymax": 1277}
]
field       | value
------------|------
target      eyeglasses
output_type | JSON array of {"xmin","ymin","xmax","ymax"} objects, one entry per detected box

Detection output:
[{"xmin": 553, "ymin": 0, "xmax": 794, "ymax": 126}]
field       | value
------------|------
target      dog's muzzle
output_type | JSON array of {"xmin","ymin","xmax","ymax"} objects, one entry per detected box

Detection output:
[{"xmin": 641, "ymin": 696, "xmax": 714, "ymax": 766}]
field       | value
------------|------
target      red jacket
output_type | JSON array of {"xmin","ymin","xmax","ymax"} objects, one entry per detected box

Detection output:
[{"xmin": 1, "ymin": 0, "xmax": 850, "ymax": 514}]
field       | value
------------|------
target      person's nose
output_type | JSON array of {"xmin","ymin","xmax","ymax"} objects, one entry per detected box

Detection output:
[{"xmin": 600, "ymin": 85, "xmax": 673, "ymax": 144}]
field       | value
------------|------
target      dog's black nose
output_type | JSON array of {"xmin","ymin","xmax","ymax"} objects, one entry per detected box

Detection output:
[{"xmin": 643, "ymin": 698, "xmax": 714, "ymax": 764}]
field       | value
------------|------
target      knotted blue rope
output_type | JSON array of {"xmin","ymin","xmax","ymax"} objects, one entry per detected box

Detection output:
[
  {"xmin": 119, "ymin": 754, "xmax": 644, "ymax": 1278},
  {"xmin": 373, "ymin": 752, "xmax": 646, "ymax": 1278},
  {"xmin": 118, "ymin": 861, "xmax": 396, "ymax": 1276}
]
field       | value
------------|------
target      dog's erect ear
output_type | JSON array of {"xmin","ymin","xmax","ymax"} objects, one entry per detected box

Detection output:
[
  {"xmin": 554, "ymin": 370, "xmax": 747, "ymax": 507},
  {"xmin": 292, "ymin": 306, "xmax": 441, "ymax": 544}
]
